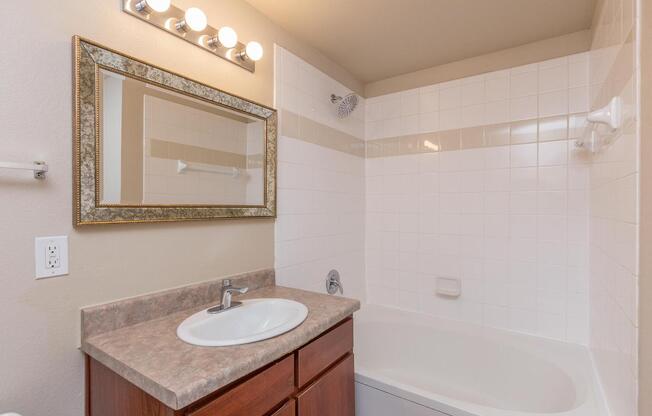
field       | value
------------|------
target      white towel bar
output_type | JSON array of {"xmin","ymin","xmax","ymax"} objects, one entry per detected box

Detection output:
[
  {"xmin": 0, "ymin": 161, "xmax": 48, "ymax": 179},
  {"xmin": 177, "ymin": 160, "xmax": 242, "ymax": 178}
]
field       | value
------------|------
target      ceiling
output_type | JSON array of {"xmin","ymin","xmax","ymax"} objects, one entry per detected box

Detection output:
[{"xmin": 245, "ymin": 0, "xmax": 597, "ymax": 84}]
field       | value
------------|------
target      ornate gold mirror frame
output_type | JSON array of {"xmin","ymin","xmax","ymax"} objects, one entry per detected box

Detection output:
[{"xmin": 73, "ymin": 36, "xmax": 276, "ymax": 226}]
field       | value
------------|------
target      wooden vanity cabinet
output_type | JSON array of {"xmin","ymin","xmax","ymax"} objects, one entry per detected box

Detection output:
[{"xmin": 86, "ymin": 317, "xmax": 354, "ymax": 416}]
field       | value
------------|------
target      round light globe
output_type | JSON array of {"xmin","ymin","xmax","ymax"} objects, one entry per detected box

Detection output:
[
  {"xmin": 185, "ymin": 7, "xmax": 207, "ymax": 31},
  {"xmin": 217, "ymin": 27, "xmax": 238, "ymax": 48},
  {"xmin": 145, "ymin": 0, "xmax": 170, "ymax": 12},
  {"xmin": 245, "ymin": 41, "xmax": 264, "ymax": 61}
]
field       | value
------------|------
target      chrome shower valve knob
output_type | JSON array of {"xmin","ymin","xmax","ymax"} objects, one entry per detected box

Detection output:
[{"xmin": 326, "ymin": 270, "xmax": 344, "ymax": 295}]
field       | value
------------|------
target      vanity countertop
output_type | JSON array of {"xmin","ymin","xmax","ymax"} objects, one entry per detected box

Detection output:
[{"xmin": 81, "ymin": 285, "xmax": 360, "ymax": 410}]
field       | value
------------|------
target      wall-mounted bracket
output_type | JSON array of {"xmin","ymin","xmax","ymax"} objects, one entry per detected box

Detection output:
[
  {"xmin": 587, "ymin": 96, "xmax": 622, "ymax": 131},
  {"xmin": 576, "ymin": 96, "xmax": 624, "ymax": 154},
  {"xmin": 575, "ymin": 129, "xmax": 600, "ymax": 153}
]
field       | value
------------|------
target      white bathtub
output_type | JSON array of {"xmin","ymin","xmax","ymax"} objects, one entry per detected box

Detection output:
[{"xmin": 353, "ymin": 305, "xmax": 607, "ymax": 416}]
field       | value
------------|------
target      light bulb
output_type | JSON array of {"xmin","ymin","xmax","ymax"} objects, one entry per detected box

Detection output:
[
  {"xmin": 134, "ymin": 0, "xmax": 170, "ymax": 13},
  {"xmin": 184, "ymin": 7, "xmax": 207, "ymax": 31},
  {"xmin": 245, "ymin": 41, "xmax": 263, "ymax": 61},
  {"xmin": 145, "ymin": 0, "xmax": 170, "ymax": 12},
  {"xmin": 217, "ymin": 27, "xmax": 238, "ymax": 48}
]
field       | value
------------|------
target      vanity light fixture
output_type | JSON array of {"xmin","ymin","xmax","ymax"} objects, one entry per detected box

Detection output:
[
  {"xmin": 175, "ymin": 7, "xmax": 208, "ymax": 32},
  {"xmin": 134, "ymin": 0, "xmax": 171, "ymax": 13},
  {"xmin": 122, "ymin": 0, "xmax": 262, "ymax": 72},
  {"xmin": 208, "ymin": 26, "xmax": 238, "ymax": 49}
]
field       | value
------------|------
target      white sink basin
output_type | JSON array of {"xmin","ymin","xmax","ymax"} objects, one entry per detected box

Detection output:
[{"xmin": 177, "ymin": 298, "xmax": 308, "ymax": 347}]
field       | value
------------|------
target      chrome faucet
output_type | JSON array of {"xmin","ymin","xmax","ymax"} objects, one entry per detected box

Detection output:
[{"xmin": 207, "ymin": 279, "xmax": 249, "ymax": 314}]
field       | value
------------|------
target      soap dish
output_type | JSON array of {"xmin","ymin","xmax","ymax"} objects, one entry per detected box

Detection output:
[{"xmin": 435, "ymin": 277, "xmax": 462, "ymax": 298}]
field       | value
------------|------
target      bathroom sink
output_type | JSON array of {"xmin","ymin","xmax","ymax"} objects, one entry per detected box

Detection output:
[{"xmin": 177, "ymin": 298, "xmax": 308, "ymax": 347}]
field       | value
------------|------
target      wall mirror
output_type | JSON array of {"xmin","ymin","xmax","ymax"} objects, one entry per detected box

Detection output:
[{"xmin": 73, "ymin": 37, "xmax": 276, "ymax": 225}]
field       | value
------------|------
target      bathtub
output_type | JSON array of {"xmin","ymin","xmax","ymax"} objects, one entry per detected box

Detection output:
[{"xmin": 353, "ymin": 305, "xmax": 607, "ymax": 416}]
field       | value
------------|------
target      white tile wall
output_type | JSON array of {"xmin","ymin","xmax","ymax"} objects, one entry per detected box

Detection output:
[
  {"xmin": 589, "ymin": 122, "xmax": 638, "ymax": 416},
  {"xmin": 274, "ymin": 46, "xmax": 366, "ymax": 301},
  {"xmin": 364, "ymin": 54, "xmax": 592, "ymax": 344},
  {"xmin": 589, "ymin": 80, "xmax": 639, "ymax": 416},
  {"xmin": 144, "ymin": 96, "xmax": 248, "ymax": 154},
  {"xmin": 365, "ymin": 139, "xmax": 590, "ymax": 342},
  {"xmin": 275, "ymin": 136, "xmax": 366, "ymax": 299},
  {"xmin": 275, "ymin": 46, "xmax": 365, "ymax": 139},
  {"xmin": 275, "ymin": 45, "xmax": 637, "ymax": 376},
  {"xmin": 365, "ymin": 53, "xmax": 590, "ymax": 140},
  {"xmin": 586, "ymin": 1, "xmax": 639, "ymax": 415},
  {"xmin": 142, "ymin": 96, "xmax": 254, "ymax": 204}
]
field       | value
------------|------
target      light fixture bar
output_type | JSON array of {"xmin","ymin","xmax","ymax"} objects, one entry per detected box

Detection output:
[{"xmin": 121, "ymin": 0, "xmax": 255, "ymax": 72}]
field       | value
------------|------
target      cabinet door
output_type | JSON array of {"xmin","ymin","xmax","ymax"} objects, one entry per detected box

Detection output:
[
  {"xmin": 296, "ymin": 354, "xmax": 354, "ymax": 416},
  {"xmin": 271, "ymin": 400, "xmax": 295, "ymax": 416},
  {"xmin": 296, "ymin": 319, "xmax": 353, "ymax": 388}
]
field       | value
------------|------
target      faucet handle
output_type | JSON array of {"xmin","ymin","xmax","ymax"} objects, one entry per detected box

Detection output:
[
  {"xmin": 222, "ymin": 279, "xmax": 247, "ymax": 293},
  {"xmin": 209, "ymin": 280, "xmax": 249, "ymax": 314},
  {"xmin": 326, "ymin": 270, "xmax": 343, "ymax": 295}
]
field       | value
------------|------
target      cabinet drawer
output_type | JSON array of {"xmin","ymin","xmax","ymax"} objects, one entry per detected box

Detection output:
[
  {"xmin": 187, "ymin": 355, "xmax": 294, "ymax": 416},
  {"xmin": 271, "ymin": 399, "xmax": 295, "ymax": 416},
  {"xmin": 296, "ymin": 318, "xmax": 353, "ymax": 387},
  {"xmin": 296, "ymin": 354, "xmax": 355, "ymax": 416}
]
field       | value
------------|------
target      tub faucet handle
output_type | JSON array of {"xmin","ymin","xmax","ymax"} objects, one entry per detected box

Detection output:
[{"xmin": 326, "ymin": 270, "xmax": 343, "ymax": 295}]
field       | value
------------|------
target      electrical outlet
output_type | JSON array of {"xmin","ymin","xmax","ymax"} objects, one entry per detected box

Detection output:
[
  {"xmin": 46, "ymin": 254, "xmax": 60, "ymax": 269},
  {"xmin": 47, "ymin": 241, "xmax": 58, "ymax": 257},
  {"xmin": 35, "ymin": 236, "xmax": 69, "ymax": 279},
  {"xmin": 45, "ymin": 241, "xmax": 60, "ymax": 269}
]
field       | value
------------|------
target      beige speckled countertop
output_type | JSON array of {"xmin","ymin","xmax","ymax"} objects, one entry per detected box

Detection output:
[{"xmin": 81, "ymin": 283, "xmax": 360, "ymax": 410}]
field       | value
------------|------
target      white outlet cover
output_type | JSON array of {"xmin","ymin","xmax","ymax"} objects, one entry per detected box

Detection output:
[{"xmin": 35, "ymin": 236, "xmax": 69, "ymax": 279}]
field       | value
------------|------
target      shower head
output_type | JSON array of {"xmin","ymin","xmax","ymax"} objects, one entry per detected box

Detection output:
[{"xmin": 330, "ymin": 93, "xmax": 359, "ymax": 118}]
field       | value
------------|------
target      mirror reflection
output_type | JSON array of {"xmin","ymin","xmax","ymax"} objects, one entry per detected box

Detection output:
[{"xmin": 99, "ymin": 68, "xmax": 265, "ymax": 206}]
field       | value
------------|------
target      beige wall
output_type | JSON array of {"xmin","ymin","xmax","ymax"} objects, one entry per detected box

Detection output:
[
  {"xmin": 640, "ymin": 0, "xmax": 652, "ymax": 412},
  {"xmin": 364, "ymin": 30, "xmax": 592, "ymax": 98},
  {"xmin": 0, "ymin": 1, "xmax": 359, "ymax": 415}
]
